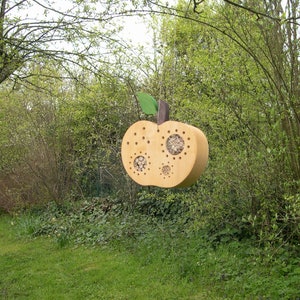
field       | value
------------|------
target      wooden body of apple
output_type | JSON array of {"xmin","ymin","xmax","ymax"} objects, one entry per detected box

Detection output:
[{"xmin": 121, "ymin": 120, "xmax": 208, "ymax": 188}]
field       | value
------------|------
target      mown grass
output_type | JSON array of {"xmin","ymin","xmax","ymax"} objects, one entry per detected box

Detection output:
[
  {"xmin": 1, "ymin": 208, "xmax": 300, "ymax": 300},
  {"xmin": 0, "ymin": 215, "xmax": 217, "ymax": 299}
]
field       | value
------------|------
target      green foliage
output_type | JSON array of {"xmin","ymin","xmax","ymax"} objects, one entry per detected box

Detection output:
[
  {"xmin": 0, "ymin": 0, "xmax": 299, "ymax": 274},
  {"xmin": 0, "ymin": 66, "xmax": 76, "ymax": 209},
  {"xmin": 0, "ymin": 65, "xmax": 137, "ymax": 211},
  {"xmin": 136, "ymin": 189, "xmax": 190, "ymax": 223},
  {"xmin": 14, "ymin": 198, "xmax": 148, "ymax": 246},
  {"xmin": 155, "ymin": 0, "xmax": 300, "ymax": 246}
]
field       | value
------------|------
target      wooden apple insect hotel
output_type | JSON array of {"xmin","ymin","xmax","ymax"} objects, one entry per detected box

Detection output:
[{"xmin": 121, "ymin": 93, "xmax": 209, "ymax": 188}]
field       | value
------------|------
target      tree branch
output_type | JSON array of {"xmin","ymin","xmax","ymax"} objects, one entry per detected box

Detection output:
[{"xmin": 223, "ymin": 0, "xmax": 281, "ymax": 22}]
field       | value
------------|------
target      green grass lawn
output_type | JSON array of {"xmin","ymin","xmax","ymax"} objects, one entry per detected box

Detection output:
[
  {"xmin": 0, "ymin": 216, "xmax": 217, "ymax": 300},
  {"xmin": 1, "ymin": 214, "xmax": 299, "ymax": 300}
]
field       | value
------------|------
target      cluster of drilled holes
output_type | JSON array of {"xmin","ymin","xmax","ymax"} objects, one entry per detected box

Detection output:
[
  {"xmin": 161, "ymin": 165, "xmax": 171, "ymax": 175},
  {"xmin": 133, "ymin": 156, "xmax": 147, "ymax": 172},
  {"xmin": 159, "ymin": 163, "xmax": 173, "ymax": 179},
  {"xmin": 129, "ymin": 152, "xmax": 151, "ymax": 175},
  {"xmin": 166, "ymin": 134, "xmax": 185, "ymax": 155}
]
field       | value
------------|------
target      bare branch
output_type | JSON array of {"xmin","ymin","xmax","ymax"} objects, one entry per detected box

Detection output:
[
  {"xmin": 193, "ymin": 0, "xmax": 205, "ymax": 13},
  {"xmin": 223, "ymin": 0, "xmax": 281, "ymax": 21}
]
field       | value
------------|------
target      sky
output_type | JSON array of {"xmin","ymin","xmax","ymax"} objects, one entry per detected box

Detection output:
[
  {"xmin": 118, "ymin": 1, "xmax": 178, "ymax": 49},
  {"xmin": 18, "ymin": 0, "xmax": 167, "ymax": 56},
  {"xmin": 121, "ymin": 16, "xmax": 153, "ymax": 47}
]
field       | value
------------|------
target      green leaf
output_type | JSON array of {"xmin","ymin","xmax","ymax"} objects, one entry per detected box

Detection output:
[{"xmin": 137, "ymin": 92, "xmax": 158, "ymax": 115}]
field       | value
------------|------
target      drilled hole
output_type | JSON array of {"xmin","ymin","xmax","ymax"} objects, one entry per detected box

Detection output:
[{"xmin": 166, "ymin": 134, "xmax": 185, "ymax": 155}]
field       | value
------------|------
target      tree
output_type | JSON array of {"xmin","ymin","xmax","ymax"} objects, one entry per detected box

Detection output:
[
  {"xmin": 0, "ymin": 0, "xmax": 153, "ymax": 210},
  {"xmin": 0, "ymin": 61, "xmax": 140, "ymax": 210},
  {"xmin": 151, "ymin": 0, "xmax": 299, "ymax": 243},
  {"xmin": 0, "ymin": 0, "xmax": 142, "ymax": 86}
]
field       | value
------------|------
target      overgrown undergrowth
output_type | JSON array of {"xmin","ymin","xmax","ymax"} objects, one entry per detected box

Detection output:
[{"xmin": 3, "ymin": 198, "xmax": 300, "ymax": 299}]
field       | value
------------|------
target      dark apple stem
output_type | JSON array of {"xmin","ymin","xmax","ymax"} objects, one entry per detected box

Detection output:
[{"xmin": 157, "ymin": 100, "xmax": 170, "ymax": 125}]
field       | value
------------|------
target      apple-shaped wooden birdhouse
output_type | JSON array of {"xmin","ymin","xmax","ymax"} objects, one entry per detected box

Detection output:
[{"xmin": 121, "ymin": 93, "xmax": 208, "ymax": 188}]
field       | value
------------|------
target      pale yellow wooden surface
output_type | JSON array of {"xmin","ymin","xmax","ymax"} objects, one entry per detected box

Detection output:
[{"xmin": 121, "ymin": 120, "xmax": 208, "ymax": 188}]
